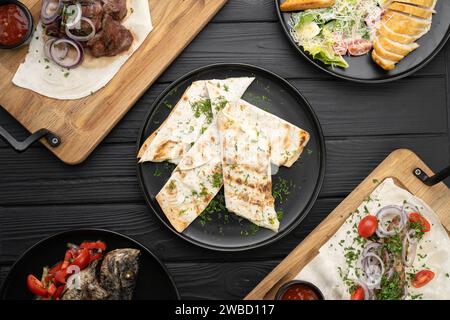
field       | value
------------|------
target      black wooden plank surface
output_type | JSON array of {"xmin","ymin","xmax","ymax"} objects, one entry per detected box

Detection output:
[{"xmin": 1, "ymin": 0, "xmax": 450, "ymax": 299}]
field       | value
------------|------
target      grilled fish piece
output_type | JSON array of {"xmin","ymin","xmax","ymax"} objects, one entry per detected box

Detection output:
[
  {"xmin": 61, "ymin": 261, "xmax": 109, "ymax": 300},
  {"xmin": 100, "ymin": 248, "xmax": 140, "ymax": 300}
]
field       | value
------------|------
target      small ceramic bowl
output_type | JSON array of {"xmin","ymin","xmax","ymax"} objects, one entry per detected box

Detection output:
[
  {"xmin": 275, "ymin": 280, "xmax": 325, "ymax": 300},
  {"xmin": 0, "ymin": 0, "xmax": 34, "ymax": 49}
]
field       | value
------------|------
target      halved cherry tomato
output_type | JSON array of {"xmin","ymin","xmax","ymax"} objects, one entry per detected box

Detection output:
[
  {"xmin": 347, "ymin": 39, "xmax": 373, "ymax": 56},
  {"xmin": 27, "ymin": 275, "xmax": 48, "ymax": 297},
  {"xmin": 53, "ymin": 285, "xmax": 65, "ymax": 300},
  {"xmin": 358, "ymin": 215, "xmax": 378, "ymax": 238},
  {"xmin": 80, "ymin": 240, "xmax": 106, "ymax": 251},
  {"xmin": 409, "ymin": 213, "xmax": 431, "ymax": 232},
  {"xmin": 54, "ymin": 269, "xmax": 67, "ymax": 285},
  {"xmin": 61, "ymin": 250, "xmax": 73, "ymax": 269},
  {"xmin": 351, "ymin": 286, "xmax": 365, "ymax": 300},
  {"xmin": 47, "ymin": 283, "xmax": 57, "ymax": 297},
  {"xmin": 412, "ymin": 270, "xmax": 435, "ymax": 288},
  {"xmin": 70, "ymin": 248, "xmax": 91, "ymax": 270},
  {"xmin": 48, "ymin": 261, "xmax": 63, "ymax": 275}
]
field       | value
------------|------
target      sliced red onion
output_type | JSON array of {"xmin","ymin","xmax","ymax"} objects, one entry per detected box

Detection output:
[
  {"xmin": 50, "ymin": 38, "xmax": 84, "ymax": 69},
  {"xmin": 41, "ymin": 0, "xmax": 63, "ymax": 25},
  {"xmin": 402, "ymin": 201, "xmax": 419, "ymax": 222},
  {"xmin": 360, "ymin": 253, "xmax": 385, "ymax": 289},
  {"xmin": 375, "ymin": 205, "xmax": 405, "ymax": 237},
  {"xmin": 44, "ymin": 38, "xmax": 57, "ymax": 60},
  {"xmin": 65, "ymin": 17, "xmax": 96, "ymax": 42},
  {"xmin": 362, "ymin": 242, "xmax": 381, "ymax": 256},
  {"xmin": 64, "ymin": 3, "xmax": 82, "ymax": 29},
  {"xmin": 403, "ymin": 231, "xmax": 418, "ymax": 267}
]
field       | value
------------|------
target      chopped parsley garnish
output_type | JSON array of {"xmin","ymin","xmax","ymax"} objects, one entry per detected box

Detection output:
[
  {"xmin": 153, "ymin": 166, "xmax": 162, "ymax": 177},
  {"xmin": 383, "ymin": 234, "xmax": 403, "ymax": 256},
  {"xmin": 210, "ymin": 172, "xmax": 223, "ymax": 188},
  {"xmin": 191, "ymin": 99, "xmax": 213, "ymax": 123},
  {"xmin": 272, "ymin": 177, "xmax": 292, "ymax": 203},
  {"xmin": 376, "ymin": 272, "xmax": 405, "ymax": 300},
  {"xmin": 214, "ymin": 96, "xmax": 228, "ymax": 112},
  {"xmin": 168, "ymin": 180, "xmax": 176, "ymax": 191}
]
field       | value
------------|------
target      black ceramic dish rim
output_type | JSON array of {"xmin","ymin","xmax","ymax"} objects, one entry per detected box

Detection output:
[
  {"xmin": 275, "ymin": 0, "xmax": 450, "ymax": 84},
  {"xmin": 0, "ymin": 228, "xmax": 181, "ymax": 300},
  {"xmin": 0, "ymin": 0, "xmax": 35, "ymax": 49},
  {"xmin": 136, "ymin": 62, "xmax": 326, "ymax": 252}
]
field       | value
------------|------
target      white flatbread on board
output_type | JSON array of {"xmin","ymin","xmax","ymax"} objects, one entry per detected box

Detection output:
[
  {"xmin": 296, "ymin": 178, "xmax": 450, "ymax": 300},
  {"xmin": 13, "ymin": 0, "xmax": 153, "ymax": 100}
]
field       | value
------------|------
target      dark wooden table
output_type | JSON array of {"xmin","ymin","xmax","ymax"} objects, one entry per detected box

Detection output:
[{"xmin": 1, "ymin": 0, "xmax": 450, "ymax": 300}]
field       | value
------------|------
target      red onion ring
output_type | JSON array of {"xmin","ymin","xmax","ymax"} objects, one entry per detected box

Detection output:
[
  {"xmin": 64, "ymin": 3, "xmax": 82, "ymax": 29},
  {"xmin": 360, "ymin": 253, "xmax": 385, "ymax": 289},
  {"xmin": 375, "ymin": 205, "xmax": 405, "ymax": 237},
  {"xmin": 403, "ymin": 230, "xmax": 418, "ymax": 267},
  {"xmin": 65, "ymin": 17, "xmax": 96, "ymax": 42},
  {"xmin": 50, "ymin": 38, "xmax": 84, "ymax": 69},
  {"xmin": 40, "ymin": 0, "xmax": 63, "ymax": 25}
]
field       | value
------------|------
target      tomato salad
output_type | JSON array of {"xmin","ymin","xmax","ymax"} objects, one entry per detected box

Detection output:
[
  {"xmin": 27, "ymin": 240, "xmax": 107, "ymax": 300},
  {"xmin": 348, "ymin": 203, "xmax": 434, "ymax": 300}
]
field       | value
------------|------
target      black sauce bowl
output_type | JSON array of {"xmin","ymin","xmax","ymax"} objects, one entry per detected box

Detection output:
[
  {"xmin": 0, "ymin": 0, "xmax": 35, "ymax": 49},
  {"xmin": 275, "ymin": 280, "xmax": 325, "ymax": 300}
]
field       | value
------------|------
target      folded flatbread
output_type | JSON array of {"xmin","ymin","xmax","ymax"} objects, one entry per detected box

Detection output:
[
  {"xmin": 218, "ymin": 110, "xmax": 279, "ymax": 231},
  {"xmin": 155, "ymin": 83, "xmax": 310, "ymax": 233},
  {"xmin": 156, "ymin": 122, "xmax": 222, "ymax": 233},
  {"xmin": 138, "ymin": 77, "xmax": 255, "ymax": 164},
  {"xmin": 13, "ymin": 0, "xmax": 153, "ymax": 100},
  {"xmin": 296, "ymin": 178, "xmax": 450, "ymax": 300}
]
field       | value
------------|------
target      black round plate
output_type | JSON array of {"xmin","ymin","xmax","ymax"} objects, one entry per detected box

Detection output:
[
  {"xmin": 0, "ymin": 229, "xmax": 180, "ymax": 300},
  {"xmin": 276, "ymin": 0, "xmax": 450, "ymax": 83},
  {"xmin": 137, "ymin": 63, "xmax": 325, "ymax": 251}
]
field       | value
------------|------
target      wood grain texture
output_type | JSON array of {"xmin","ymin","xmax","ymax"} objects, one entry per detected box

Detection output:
[
  {"xmin": 0, "ymin": 135, "xmax": 447, "ymax": 205},
  {"xmin": 245, "ymin": 149, "xmax": 450, "ymax": 300},
  {"xmin": 0, "ymin": 0, "xmax": 227, "ymax": 165},
  {"xmin": 1, "ymin": 0, "xmax": 450, "ymax": 300}
]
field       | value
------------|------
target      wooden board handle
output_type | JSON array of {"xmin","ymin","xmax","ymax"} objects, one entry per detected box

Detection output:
[{"xmin": 0, "ymin": 126, "xmax": 61, "ymax": 152}]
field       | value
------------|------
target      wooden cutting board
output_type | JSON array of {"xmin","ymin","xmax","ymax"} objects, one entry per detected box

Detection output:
[
  {"xmin": 245, "ymin": 149, "xmax": 450, "ymax": 300},
  {"xmin": 0, "ymin": 0, "xmax": 227, "ymax": 164}
]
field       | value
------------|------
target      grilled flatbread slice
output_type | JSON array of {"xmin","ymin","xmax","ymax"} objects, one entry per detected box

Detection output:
[
  {"xmin": 207, "ymin": 81, "xmax": 309, "ymax": 167},
  {"xmin": 280, "ymin": 0, "xmax": 335, "ymax": 11},
  {"xmin": 138, "ymin": 77, "xmax": 254, "ymax": 164},
  {"xmin": 218, "ymin": 111, "xmax": 279, "ymax": 231},
  {"xmin": 156, "ymin": 122, "xmax": 222, "ymax": 233}
]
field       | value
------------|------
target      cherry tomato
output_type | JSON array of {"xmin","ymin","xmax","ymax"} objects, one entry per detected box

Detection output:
[
  {"xmin": 348, "ymin": 39, "xmax": 373, "ymax": 56},
  {"xmin": 48, "ymin": 261, "xmax": 63, "ymax": 275},
  {"xmin": 70, "ymin": 248, "xmax": 91, "ymax": 270},
  {"xmin": 61, "ymin": 250, "xmax": 73, "ymax": 269},
  {"xmin": 80, "ymin": 240, "xmax": 106, "ymax": 251},
  {"xmin": 409, "ymin": 213, "xmax": 431, "ymax": 232},
  {"xmin": 351, "ymin": 286, "xmax": 365, "ymax": 300},
  {"xmin": 358, "ymin": 215, "xmax": 378, "ymax": 238},
  {"xmin": 412, "ymin": 270, "xmax": 435, "ymax": 288},
  {"xmin": 27, "ymin": 275, "xmax": 48, "ymax": 297}
]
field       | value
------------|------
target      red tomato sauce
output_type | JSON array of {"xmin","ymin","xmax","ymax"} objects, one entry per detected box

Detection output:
[
  {"xmin": 0, "ymin": 4, "xmax": 29, "ymax": 46},
  {"xmin": 281, "ymin": 284, "xmax": 320, "ymax": 300}
]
